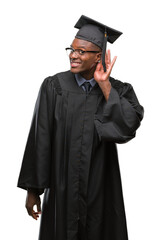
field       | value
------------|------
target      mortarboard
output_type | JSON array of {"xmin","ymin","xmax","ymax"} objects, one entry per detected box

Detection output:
[{"xmin": 74, "ymin": 15, "xmax": 122, "ymax": 72}]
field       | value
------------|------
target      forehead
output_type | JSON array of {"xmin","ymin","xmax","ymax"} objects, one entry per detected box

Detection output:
[{"xmin": 71, "ymin": 38, "xmax": 97, "ymax": 49}]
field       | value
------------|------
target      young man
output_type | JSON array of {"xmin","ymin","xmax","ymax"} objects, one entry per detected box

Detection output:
[{"xmin": 18, "ymin": 15, "xmax": 144, "ymax": 240}]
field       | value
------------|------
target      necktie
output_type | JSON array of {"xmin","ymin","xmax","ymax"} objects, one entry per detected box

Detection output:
[{"xmin": 83, "ymin": 82, "xmax": 91, "ymax": 93}]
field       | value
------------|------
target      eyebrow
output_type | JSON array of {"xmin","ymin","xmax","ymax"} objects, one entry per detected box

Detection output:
[{"xmin": 70, "ymin": 44, "xmax": 86, "ymax": 49}]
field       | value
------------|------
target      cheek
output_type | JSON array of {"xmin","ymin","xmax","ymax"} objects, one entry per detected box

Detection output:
[
  {"xmin": 82, "ymin": 57, "xmax": 95, "ymax": 67},
  {"xmin": 85, "ymin": 59, "xmax": 97, "ymax": 69}
]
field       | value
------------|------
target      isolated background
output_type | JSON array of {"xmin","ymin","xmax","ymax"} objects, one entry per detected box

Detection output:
[{"xmin": 0, "ymin": 0, "xmax": 160, "ymax": 239}]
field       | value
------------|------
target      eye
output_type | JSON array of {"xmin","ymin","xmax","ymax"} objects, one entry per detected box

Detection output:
[{"xmin": 79, "ymin": 49, "xmax": 85, "ymax": 55}]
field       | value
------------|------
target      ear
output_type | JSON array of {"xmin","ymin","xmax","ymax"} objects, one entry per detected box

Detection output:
[{"xmin": 95, "ymin": 52, "xmax": 102, "ymax": 63}]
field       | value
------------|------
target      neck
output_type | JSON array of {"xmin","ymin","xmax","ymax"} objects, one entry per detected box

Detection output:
[
  {"xmin": 80, "ymin": 67, "xmax": 96, "ymax": 80},
  {"xmin": 80, "ymin": 73, "xmax": 93, "ymax": 80}
]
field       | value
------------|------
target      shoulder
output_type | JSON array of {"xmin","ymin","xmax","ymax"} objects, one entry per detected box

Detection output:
[
  {"xmin": 110, "ymin": 76, "xmax": 133, "ymax": 96},
  {"xmin": 55, "ymin": 70, "xmax": 73, "ymax": 80},
  {"xmin": 43, "ymin": 70, "xmax": 73, "ymax": 85},
  {"xmin": 41, "ymin": 70, "xmax": 72, "ymax": 94}
]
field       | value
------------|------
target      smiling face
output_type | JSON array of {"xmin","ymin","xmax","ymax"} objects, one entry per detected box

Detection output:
[{"xmin": 69, "ymin": 38, "xmax": 101, "ymax": 80}]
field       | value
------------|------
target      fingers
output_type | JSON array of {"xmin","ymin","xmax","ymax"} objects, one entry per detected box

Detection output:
[
  {"xmin": 26, "ymin": 207, "xmax": 40, "ymax": 220},
  {"xmin": 95, "ymin": 50, "xmax": 117, "ymax": 80},
  {"xmin": 105, "ymin": 50, "xmax": 117, "ymax": 64},
  {"xmin": 95, "ymin": 62, "xmax": 102, "ymax": 72},
  {"xmin": 25, "ymin": 191, "xmax": 41, "ymax": 220},
  {"xmin": 37, "ymin": 200, "xmax": 42, "ymax": 213},
  {"xmin": 26, "ymin": 206, "xmax": 41, "ymax": 220},
  {"xmin": 111, "ymin": 56, "xmax": 117, "ymax": 69},
  {"xmin": 33, "ymin": 210, "xmax": 41, "ymax": 220},
  {"xmin": 106, "ymin": 49, "xmax": 111, "ymax": 65},
  {"xmin": 105, "ymin": 49, "xmax": 110, "ymax": 65},
  {"xmin": 105, "ymin": 50, "xmax": 117, "ymax": 72}
]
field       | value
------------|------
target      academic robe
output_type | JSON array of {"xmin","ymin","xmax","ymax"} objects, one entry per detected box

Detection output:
[{"xmin": 17, "ymin": 70, "xmax": 144, "ymax": 240}]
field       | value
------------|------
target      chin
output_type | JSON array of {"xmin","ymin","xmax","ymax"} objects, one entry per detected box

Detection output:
[{"xmin": 70, "ymin": 67, "xmax": 82, "ymax": 74}]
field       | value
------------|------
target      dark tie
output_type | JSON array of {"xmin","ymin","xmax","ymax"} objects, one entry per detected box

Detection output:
[{"xmin": 83, "ymin": 82, "xmax": 91, "ymax": 93}]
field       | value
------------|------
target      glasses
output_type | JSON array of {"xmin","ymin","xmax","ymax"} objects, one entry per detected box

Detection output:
[{"xmin": 65, "ymin": 47, "xmax": 101, "ymax": 57}]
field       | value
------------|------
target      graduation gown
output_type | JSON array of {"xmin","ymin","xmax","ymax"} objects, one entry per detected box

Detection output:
[{"xmin": 17, "ymin": 70, "xmax": 144, "ymax": 240}]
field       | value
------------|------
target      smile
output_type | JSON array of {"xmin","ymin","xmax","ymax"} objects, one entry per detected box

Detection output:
[{"xmin": 70, "ymin": 60, "xmax": 81, "ymax": 68}]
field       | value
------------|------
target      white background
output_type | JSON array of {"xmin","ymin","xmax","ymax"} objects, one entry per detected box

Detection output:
[{"xmin": 0, "ymin": 0, "xmax": 160, "ymax": 239}]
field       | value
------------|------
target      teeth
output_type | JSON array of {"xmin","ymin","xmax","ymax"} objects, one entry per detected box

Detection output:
[{"xmin": 70, "ymin": 60, "xmax": 81, "ymax": 64}]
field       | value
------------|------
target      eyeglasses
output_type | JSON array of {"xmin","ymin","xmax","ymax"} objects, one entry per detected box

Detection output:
[{"xmin": 65, "ymin": 47, "xmax": 101, "ymax": 57}]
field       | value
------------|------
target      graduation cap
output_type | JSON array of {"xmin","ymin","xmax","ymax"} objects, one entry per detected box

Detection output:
[{"xmin": 74, "ymin": 15, "xmax": 122, "ymax": 72}]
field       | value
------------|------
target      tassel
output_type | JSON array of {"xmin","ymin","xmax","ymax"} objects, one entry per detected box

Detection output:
[{"xmin": 102, "ymin": 30, "xmax": 108, "ymax": 72}]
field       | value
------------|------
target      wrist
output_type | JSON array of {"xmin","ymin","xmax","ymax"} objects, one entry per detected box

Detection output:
[
  {"xmin": 27, "ymin": 188, "xmax": 44, "ymax": 195},
  {"xmin": 98, "ymin": 80, "xmax": 111, "ymax": 101}
]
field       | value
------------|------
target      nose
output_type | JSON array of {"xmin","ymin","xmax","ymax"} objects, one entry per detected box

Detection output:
[{"xmin": 70, "ymin": 50, "xmax": 78, "ymax": 58}]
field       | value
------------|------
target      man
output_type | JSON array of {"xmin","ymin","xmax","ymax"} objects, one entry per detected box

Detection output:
[{"xmin": 18, "ymin": 15, "xmax": 144, "ymax": 240}]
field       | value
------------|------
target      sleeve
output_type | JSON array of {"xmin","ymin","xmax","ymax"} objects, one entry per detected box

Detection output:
[
  {"xmin": 94, "ymin": 80, "xmax": 144, "ymax": 144},
  {"xmin": 17, "ymin": 77, "xmax": 54, "ymax": 192}
]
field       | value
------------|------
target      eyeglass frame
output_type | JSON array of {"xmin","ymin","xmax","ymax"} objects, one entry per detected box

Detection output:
[{"xmin": 65, "ymin": 47, "xmax": 101, "ymax": 56}]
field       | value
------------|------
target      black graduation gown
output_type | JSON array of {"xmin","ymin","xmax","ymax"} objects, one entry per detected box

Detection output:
[{"xmin": 17, "ymin": 70, "xmax": 144, "ymax": 240}]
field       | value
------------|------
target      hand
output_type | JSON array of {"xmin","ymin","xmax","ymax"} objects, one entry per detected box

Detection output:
[
  {"xmin": 94, "ymin": 49, "xmax": 117, "ymax": 83},
  {"xmin": 94, "ymin": 50, "xmax": 117, "ymax": 101},
  {"xmin": 25, "ymin": 190, "xmax": 41, "ymax": 220}
]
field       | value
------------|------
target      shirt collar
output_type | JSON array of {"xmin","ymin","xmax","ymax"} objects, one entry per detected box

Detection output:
[{"xmin": 75, "ymin": 73, "xmax": 97, "ymax": 87}]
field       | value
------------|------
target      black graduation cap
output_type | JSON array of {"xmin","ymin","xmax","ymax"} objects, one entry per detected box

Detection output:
[{"xmin": 74, "ymin": 15, "xmax": 122, "ymax": 72}]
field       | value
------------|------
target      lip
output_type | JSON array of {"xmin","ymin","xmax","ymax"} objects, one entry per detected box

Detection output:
[{"xmin": 70, "ymin": 60, "xmax": 81, "ymax": 68}]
